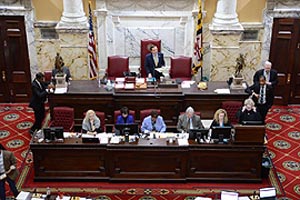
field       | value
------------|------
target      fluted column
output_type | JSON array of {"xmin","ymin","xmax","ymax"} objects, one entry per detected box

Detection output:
[
  {"xmin": 56, "ymin": 0, "xmax": 88, "ymax": 29},
  {"xmin": 209, "ymin": 0, "xmax": 242, "ymax": 31}
]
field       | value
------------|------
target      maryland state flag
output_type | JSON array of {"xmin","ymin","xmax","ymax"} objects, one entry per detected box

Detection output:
[{"xmin": 192, "ymin": 0, "xmax": 203, "ymax": 75}]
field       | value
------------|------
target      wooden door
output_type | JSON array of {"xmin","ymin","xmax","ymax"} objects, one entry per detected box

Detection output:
[
  {"xmin": 0, "ymin": 16, "xmax": 31, "ymax": 103},
  {"xmin": 269, "ymin": 18, "xmax": 300, "ymax": 104}
]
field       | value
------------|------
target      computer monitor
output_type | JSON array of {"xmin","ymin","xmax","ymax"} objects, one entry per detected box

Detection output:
[
  {"xmin": 188, "ymin": 129, "xmax": 209, "ymax": 141},
  {"xmin": 211, "ymin": 126, "xmax": 232, "ymax": 143},
  {"xmin": 114, "ymin": 123, "xmax": 139, "ymax": 136},
  {"xmin": 43, "ymin": 127, "xmax": 64, "ymax": 142},
  {"xmin": 241, "ymin": 120, "xmax": 264, "ymax": 125}
]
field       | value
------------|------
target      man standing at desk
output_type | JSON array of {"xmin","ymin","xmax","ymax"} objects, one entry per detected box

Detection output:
[
  {"xmin": 144, "ymin": 45, "xmax": 165, "ymax": 80},
  {"xmin": 29, "ymin": 72, "xmax": 54, "ymax": 135}
]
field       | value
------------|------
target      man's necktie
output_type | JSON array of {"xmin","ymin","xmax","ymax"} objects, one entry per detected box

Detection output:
[
  {"xmin": 259, "ymin": 86, "xmax": 264, "ymax": 104},
  {"xmin": 265, "ymin": 71, "xmax": 270, "ymax": 82},
  {"xmin": 153, "ymin": 55, "xmax": 158, "ymax": 67}
]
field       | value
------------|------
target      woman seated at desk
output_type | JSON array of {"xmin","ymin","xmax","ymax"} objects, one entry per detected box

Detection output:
[
  {"xmin": 116, "ymin": 106, "xmax": 134, "ymax": 124},
  {"xmin": 236, "ymin": 98, "xmax": 262, "ymax": 124},
  {"xmin": 82, "ymin": 110, "xmax": 101, "ymax": 135},
  {"xmin": 210, "ymin": 108, "xmax": 232, "ymax": 128}
]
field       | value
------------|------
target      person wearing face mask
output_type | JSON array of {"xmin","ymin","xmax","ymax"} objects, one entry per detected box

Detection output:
[
  {"xmin": 210, "ymin": 109, "xmax": 232, "ymax": 128},
  {"xmin": 236, "ymin": 98, "xmax": 262, "ymax": 124},
  {"xmin": 82, "ymin": 110, "xmax": 101, "ymax": 135}
]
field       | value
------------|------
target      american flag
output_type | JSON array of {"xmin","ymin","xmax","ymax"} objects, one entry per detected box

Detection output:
[
  {"xmin": 192, "ymin": 0, "xmax": 203, "ymax": 76},
  {"xmin": 88, "ymin": 2, "xmax": 98, "ymax": 79}
]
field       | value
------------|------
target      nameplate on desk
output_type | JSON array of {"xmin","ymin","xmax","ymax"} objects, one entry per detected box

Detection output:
[{"xmin": 82, "ymin": 135, "xmax": 99, "ymax": 143}]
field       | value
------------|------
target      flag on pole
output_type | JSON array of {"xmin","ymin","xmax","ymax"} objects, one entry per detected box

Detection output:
[
  {"xmin": 192, "ymin": 0, "xmax": 203, "ymax": 75},
  {"xmin": 88, "ymin": 2, "xmax": 98, "ymax": 79}
]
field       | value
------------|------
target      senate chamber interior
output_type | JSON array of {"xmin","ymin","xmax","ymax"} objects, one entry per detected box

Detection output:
[{"xmin": 0, "ymin": 0, "xmax": 300, "ymax": 200}]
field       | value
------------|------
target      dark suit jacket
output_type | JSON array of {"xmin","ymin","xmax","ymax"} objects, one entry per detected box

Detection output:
[
  {"xmin": 236, "ymin": 108, "xmax": 262, "ymax": 124},
  {"xmin": 1, "ymin": 150, "xmax": 19, "ymax": 181},
  {"xmin": 210, "ymin": 120, "xmax": 232, "ymax": 128},
  {"xmin": 245, "ymin": 83, "xmax": 274, "ymax": 108},
  {"xmin": 144, "ymin": 52, "xmax": 165, "ymax": 77},
  {"xmin": 253, "ymin": 69, "xmax": 278, "ymax": 87},
  {"xmin": 29, "ymin": 79, "xmax": 48, "ymax": 110},
  {"xmin": 177, "ymin": 114, "xmax": 204, "ymax": 132}
]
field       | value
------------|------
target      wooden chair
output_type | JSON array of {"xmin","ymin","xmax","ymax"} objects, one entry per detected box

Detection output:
[
  {"xmin": 106, "ymin": 55, "xmax": 129, "ymax": 80},
  {"xmin": 140, "ymin": 109, "xmax": 161, "ymax": 123},
  {"xmin": 114, "ymin": 110, "xmax": 135, "ymax": 123},
  {"xmin": 170, "ymin": 56, "xmax": 192, "ymax": 81},
  {"xmin": 50, "ymin": 106, "xmax": 74, "ymax": 132},
  {"xmin": 221, "ymin": 101, "xmax": 243, "ymax": 124}
]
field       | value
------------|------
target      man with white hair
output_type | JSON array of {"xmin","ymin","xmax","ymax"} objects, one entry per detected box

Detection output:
[
  {"xmin": 177, "ymin": 106, "xmax": 204, "ymax": 133},
  {"xmin": 253, "ymin": 61, "xmax": 278, "ymax": 88}
]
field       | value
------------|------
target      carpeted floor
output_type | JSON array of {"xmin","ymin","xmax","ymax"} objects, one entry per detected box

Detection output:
[
  {"xmin": 1, "ymin": 103, "xmax": 295, "ymax": 199},
  {"xmin": 265, "ymin": 106, "xmax": 300, "ymax": 200}
]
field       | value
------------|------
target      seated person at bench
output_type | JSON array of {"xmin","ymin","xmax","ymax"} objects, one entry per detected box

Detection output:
[
  {"xmin": 116, "ymin": 106, "xmax": 134, "ymax": 124},
  {"xmin": 82, "ymin": 110, "xmax": 101, "ymax": 135},
  {"xmin": 177, "ymin": 106, "xmax": 204, "ymax": 133},
  {"xmin": 210, "ymin": 109, "xmax": 232, "ymax": 128},
  {"xmin": 236, "ymin": 98, "xmax": 262, "ymax": 124},
  {"xmin": 141, "ymin": 110, "xmax": 166, "ymax": 133}
]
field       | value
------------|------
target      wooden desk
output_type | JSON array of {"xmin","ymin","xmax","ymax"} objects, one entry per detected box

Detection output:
[
  {"xmin": 49, "ymin": 80, "xmax": 247, "ymax": 129},
  {"xmin": 31, "ymin": 138, "xmax": 263, "ymax": 182}
]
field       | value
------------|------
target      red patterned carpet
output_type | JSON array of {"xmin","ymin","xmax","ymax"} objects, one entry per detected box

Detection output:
[
  {"xmin": 265, "ymin": 106, "xmax": 300, "ymax": 200},
  {"xmin": 0, "ymin": 103, "xmax": 292, "ymax": 199}
]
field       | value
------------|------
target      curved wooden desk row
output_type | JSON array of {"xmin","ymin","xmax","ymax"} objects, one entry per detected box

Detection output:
[
  {"xmin": 49, "ymin": 80, "xmax": 248, "ymax": 130},
  {"xmin": 31, "ymin": 125, "xmax": 265, "ymax": 182}
]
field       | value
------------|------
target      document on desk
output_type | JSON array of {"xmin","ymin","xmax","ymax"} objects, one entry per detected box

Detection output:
[
  {"xmin": 110, "ymin": 136, "xmax": 120, "ymax": 144},
  {"xmin": 195, "ymin": 197, "xmax": 212, "ymax": 200},
  {"xmin": 55, "ymin": 196, "xmax": 71, "ymax": 200},
  {"xmin": 54, "ymin": 87, "xmax": 68, "ymax": 94},
  {"xmin": 238, "ymin": 197, "xmax": 250, "ymax": 200},
  {"xmin": 99, "ymin": 135, "xmax": 109, "ymax": 144},
  {"xmin": 177, "ymin": 138, "xmax": 189, "ymax": 146},
  {"xmin": 214, "ymin": 88, "xmax": 230, "ymax": 94}
]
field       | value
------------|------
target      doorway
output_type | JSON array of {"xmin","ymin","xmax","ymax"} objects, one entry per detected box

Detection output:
[
  {"xmin": 269, "ymin": 18, "xmax": 300, "ymax": 105},
  {"xmin": 0, "ymin": 16, "xmax": 32, "ymax": 103}
]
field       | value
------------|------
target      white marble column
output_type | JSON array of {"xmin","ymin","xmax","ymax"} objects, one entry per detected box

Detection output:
[
  {"xmin": 95, "ymin": 8, "xmax": 108, "ymax": 77},
  {"xmin": 210, "ymin": 0, "xmax": 243, "ymax": 31},
  {"xmin": 56, "ymin": 0, "xmax": 88, "ymax": 29}
]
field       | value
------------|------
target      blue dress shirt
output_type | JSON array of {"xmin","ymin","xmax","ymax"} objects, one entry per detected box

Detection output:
[
  {"xmin": 116, "ymin": 115, "xmax": 134, "ymax": 124},
  {"xmin": 141, "ymin": 115, "xmax": 166, "ymax": 133}
]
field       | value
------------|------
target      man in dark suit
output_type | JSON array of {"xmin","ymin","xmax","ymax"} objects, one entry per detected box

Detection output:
[
  {"xmin": 253, "ymin": 61, "xmax": 278, "ymax": 88},
  {"xmin": 0, "ymin": 144, "xmax": 19, "ymax": 199},
  {"xmin": 144, "ymin": 45, "xmax": 165, "ymax": 80},
  {"xmin": 246, "ymin": 75, "xmax": 274, "ymax": 123},
  {"xmin": 29, "ymin": 72, "xmax": 53, "ymax": 135}
]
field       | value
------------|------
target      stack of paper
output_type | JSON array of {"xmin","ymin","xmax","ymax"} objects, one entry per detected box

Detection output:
[
  {"xmin": 177, "ymin": 139, "xmax": 189, "ymax": 146},
  {"xmin": 54, "ymin": 87, "xmax": 68, "ymax": 94},
  {"xmin": 16, "ymin": 191, "xmax": 31, "ymax": 200},
  {"xmin": 195, "ymin": 197, "xmax": 212, "ymax": 200},
  {"xmin": 214, "ymin": 88, "xmax": 230, "ymax": 94}
]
